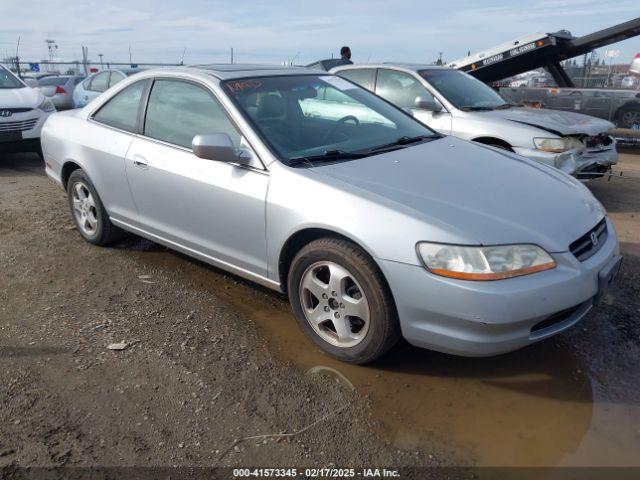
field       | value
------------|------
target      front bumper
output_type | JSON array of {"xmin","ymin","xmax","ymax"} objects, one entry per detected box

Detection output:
[
  {"xmin": 513, "ymin": 141, "xmax": 618, "ymax": 178},
  {"xmin": 377, "ymin": 217, "xmax": 620, "ymax": 356},
  {"xmin": 0, "ymin": 110, "xmax": 51, "ymax": 145}
]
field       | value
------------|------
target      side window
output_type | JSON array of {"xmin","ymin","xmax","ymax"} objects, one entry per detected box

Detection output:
[
  {"xmin": 337, "ymin": 69, "xmax": 375, "ymax": 90},
  {"xmin": 375, "ymin": 69, "xmax": 430, "ymax": 109},
  {"xmin": 109, "ymin": 71, "xmax": 125, "ymax": 88},
  {"xmin": 144, "ymin": 80, "xmax": 241, "ymax": 149},
  {"xmin": 92, "ymin": 81, "xmax": 146, "ymax": 132},
  {"xmin": 89, "ymin": 72, "xmax": 109, "ymax": 92}
]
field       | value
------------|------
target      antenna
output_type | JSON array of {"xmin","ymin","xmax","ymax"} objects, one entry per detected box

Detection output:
[{"xmin": 180, "ymin": 48, "xmax": 186, "ymax": 65}]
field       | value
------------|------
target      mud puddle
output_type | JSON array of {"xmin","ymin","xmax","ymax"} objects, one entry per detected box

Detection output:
[{"xmin": 127, "ymin": 242, "xmax": 640, "ymax": 467}]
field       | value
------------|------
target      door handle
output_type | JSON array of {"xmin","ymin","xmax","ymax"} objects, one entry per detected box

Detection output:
[{"xmin": 133, "ymin": 155, "xmax": 148, "ymax": 169}]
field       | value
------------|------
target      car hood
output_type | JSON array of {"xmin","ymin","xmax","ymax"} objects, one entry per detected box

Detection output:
[
  {"xmin": 0, "ymin": 86, "xmax": 42, "ymax": 108},
  {"xmin": 311, "ymin": 137, "xmax": 604, "ymax": 252},
  {"xmin": 476, "ymin": 106, "xmax": 614, "ymax": 136}
]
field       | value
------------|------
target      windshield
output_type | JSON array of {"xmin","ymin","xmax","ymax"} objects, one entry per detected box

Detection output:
[
  {"xmin": 0, "ymin": 66, "xmax": 24, "ymax": 89},
  {"xmin": 418, "ymin": 69, "xmax": 508, "ymax": 110},
  {"xmin": 223, "ymin": 75, "xmax": 437, "ymax": 164}
]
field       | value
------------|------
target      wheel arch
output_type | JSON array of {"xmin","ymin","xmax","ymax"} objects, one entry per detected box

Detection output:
[
  {"xmin": 60, "ymin": 160, "xmax": 83, "ymax": 190},
  {"xmin": 471, "ymin": 136, "xmax": 514, "ymax": 151},
  {"xmin": 277, "ymin": 227, "xmax": 385, "ymax": 296},
  {"xmin": 613, "ymin": 101, "xmax": 640, "ymax": 121}
]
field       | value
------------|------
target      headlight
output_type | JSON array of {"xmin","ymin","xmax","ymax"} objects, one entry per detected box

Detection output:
[
  {"xmin": 533, "ymin": 137, "xmax": 584, "ymax": 153},
  {"xmin": 38, "ymin": 97, "xmax": 55, "ymax": 113},
  {"xmin": 417, "ymin": 243, "xmax": 556, "ymax": 281}
]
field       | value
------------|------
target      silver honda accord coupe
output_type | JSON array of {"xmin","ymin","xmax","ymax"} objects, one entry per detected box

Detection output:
[{"xmin": 41, "ymin": 65, "xmax": 622, "ymax": 364}]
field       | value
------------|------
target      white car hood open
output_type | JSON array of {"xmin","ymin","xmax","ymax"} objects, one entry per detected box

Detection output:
[
  {"xmin": 0, "ymin": 86, "xmax": 41, "ymax": 109},
  {"xmin": 477, "ymin": 107, "xmax": 614, "ymax": 136}
]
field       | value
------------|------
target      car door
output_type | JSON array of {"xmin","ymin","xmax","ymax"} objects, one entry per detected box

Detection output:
[
  {"xmin": 375, "ymin": 69, "xmax": 452, "ymax": 134},
  {"xmin": 124, "ymin": 78, "xmax": 269, "ymax": 277},
  {"xmin": 83, "ymin": 79, "xmax": 149, "ymax": 223}
]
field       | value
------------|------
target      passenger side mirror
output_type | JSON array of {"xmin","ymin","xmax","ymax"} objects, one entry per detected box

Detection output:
[
  {"xmin": 414, "ymin": 96, "xmax": 443, "ymax": 112},
  {"xmin": 192, "ymin": 133, "xmax": 248, "ymax": 164}
]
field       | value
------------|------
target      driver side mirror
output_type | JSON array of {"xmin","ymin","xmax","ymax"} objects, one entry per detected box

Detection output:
[
  {"xmin": 192, "ymin": 133, "xmax": 249, "ymax": 164},
  {"xmin": 414, "ymin": 96, "xmax": 443, "ymax": 112}
]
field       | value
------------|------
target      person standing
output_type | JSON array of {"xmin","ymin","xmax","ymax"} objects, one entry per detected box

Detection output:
[{"xmin": 339, "ymin": 46, "xmax": 353, "ymax": 65}]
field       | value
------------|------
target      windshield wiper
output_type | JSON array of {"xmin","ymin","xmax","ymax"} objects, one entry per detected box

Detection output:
[
  {"xmin": 366, "ymin": 134, "xmax": 440, "ymax": 153},
  {"xmin": 494, "ymin": 103, "xmax": 513, "ymax": 110},
  {"xmin": 458, "ymin": 106, "xmax": 496, "ymax": 111},
  {"xmin": 288, "ymin": 149, "xmax": 368, "ymax": 166}
]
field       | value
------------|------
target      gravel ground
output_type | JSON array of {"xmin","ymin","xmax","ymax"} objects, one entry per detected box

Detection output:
[
  {"xmin": 1, "ymin": 151, "xmax": 639, "ymax": 476},
  {"xmin": 0, "ymin": 152, "xmax": 454, "ymax": 476}
]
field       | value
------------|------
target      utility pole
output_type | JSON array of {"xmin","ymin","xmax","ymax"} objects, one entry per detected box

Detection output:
[
  {"xmin": 129, "ymin": 45, "xmax": 132, "ymax": 65},
  {"xmin": 45, "ymin": 39, "xmax": 58, "ymax": 71},
  {"xmin": 230, "ymin": 47, "xmax": 234, "ymax": 64},
  {"xmin": 15, "ymin": 36, "xmax": 22, "ymax": 78},
  {"xmin": 180, "ymin": 48, "xmax": 186, "ymax": 65},
  {"xmin": 81, "ymin": 46, "xmax": 89, "ymax": 75},
  {"xmin": 98, "ymin": 53, "xmax": 104, "ymax": 68}
]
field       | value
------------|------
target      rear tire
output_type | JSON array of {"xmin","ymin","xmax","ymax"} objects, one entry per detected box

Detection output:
[
  {"xmin": 67, "ymin": 169, "xmax": 124, "ymax": 246},
  {"xmin": 615, "ymin": 105, "xmax": 640, "ymax": 129},
  {"xmin": 287, "ymin": 238, "xmax": 400, "ymax": 364}
]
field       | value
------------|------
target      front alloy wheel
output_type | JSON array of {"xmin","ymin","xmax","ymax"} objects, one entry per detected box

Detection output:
[
  {"xmin": 288, "ymin": 237, "xmax": 400, "ymax": 364},
  {"xmin": 299, "ymin": 261, "xmax": 370, "ymax": 348}
]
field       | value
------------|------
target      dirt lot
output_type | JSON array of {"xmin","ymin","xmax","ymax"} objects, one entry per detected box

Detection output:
[{"xmin": 1, "ymin": 151, "xmax": 639, "ymax": 474}]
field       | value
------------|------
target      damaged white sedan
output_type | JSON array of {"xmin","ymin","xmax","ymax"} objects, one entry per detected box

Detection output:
[{"xmin": 332, "ymin": 64, "xmax": 617, "ymax": 179}]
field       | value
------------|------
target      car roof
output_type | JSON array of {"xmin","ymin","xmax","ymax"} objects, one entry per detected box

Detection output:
[
  {"xmin": 189, "ymin": 63, "xmax": 325, "ymax": 79},
  {"xmin": 332, "ymin": 63, "xmax": 453, "ymax": 73}
]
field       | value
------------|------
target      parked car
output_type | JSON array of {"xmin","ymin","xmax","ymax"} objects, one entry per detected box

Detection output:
[
  {"xmin": 36, "ymin": 75, "xmax": 85, "ymax": 110},
  {"xmin": 42, "ymin": 65, "xmax": 621, "ymax": 364},
  {"xmin": 306, "ymin": 58, "xmax": 351, "ymax": 71},
  {"xmin": 73, "ymin": 68, "xmax": 143, "ymax": 108},
  {"xmin": 499, "ymin": 86, "xmax": 640, "ymax": 130},
  {"xmin": 21, "ymin": 72, "xmax": 60, "ymax": 88},
  {"xmin": 332, "ymin": 64, "xmax": 618, "ymax": 179},
  {"xmin": 0, "ymin": 64, "xmax": 56, "ymax": 154}
]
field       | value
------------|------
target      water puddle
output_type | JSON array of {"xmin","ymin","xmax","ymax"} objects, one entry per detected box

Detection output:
[{"xmin": 129, "ymin": 244, "xmax": 640, "ymax": 467}]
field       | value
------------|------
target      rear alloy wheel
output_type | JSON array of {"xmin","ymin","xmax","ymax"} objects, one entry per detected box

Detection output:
[
  {"xmin": 288, "ymin": 238, "xmax": 400, "ymax": 364},
  {"xmin": 67, "ymin": 169, "xmax": 124, "ymax": 246},
  {"xmin": 617, "ymin": 106, "xmax": 640, "ymax": 129}
]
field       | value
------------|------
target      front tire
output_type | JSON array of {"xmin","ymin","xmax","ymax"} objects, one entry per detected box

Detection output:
[
  {"xmin": 67, "ymin": 169, "xmax": 123, "ymax": 246},
  {"xmin": 287, "ymin": 238, "xmax": 400, "ymax": 364}
]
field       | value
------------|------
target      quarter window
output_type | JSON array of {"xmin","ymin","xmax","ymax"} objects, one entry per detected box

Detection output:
[
  {"xmin": 109, "ymin": 71, "xmax": 126, "ymax": 88},
  {"xmin": 92, "ymin": 80, "xmax": 146, "ymax": 132},
  {"xmin": 375, "ymin": 69, "xmax": 430, "ymax": 109},
  {"xmin": 144, "ymin": 80, "xmax": 241, "ymax": 149},
  {"xmin": 89, "ymin": 72, "xmax": 110, "ymax": 92}
]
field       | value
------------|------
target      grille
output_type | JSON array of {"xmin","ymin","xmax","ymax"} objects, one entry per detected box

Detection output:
[
  {"xmin": 0, "ymin": 118, "xmax": 38, "ymax": 133},
  {"xmin": 0, "ymin": 108, "xmax": 33, "ymax": 114},
  {"xmin": 569, "ymin": 218, "xmax": 607, "ymax": 261},
  {"xmin": 531, "ymin": 303, "xmax": 584, "ymax": 334},
  {"xmin": 531, "ymin": 298, "xmax": 593, "ymax": 334},
  {"xmin": 585, "ymin": 133, "xmax": 613, "ymax": 149}
]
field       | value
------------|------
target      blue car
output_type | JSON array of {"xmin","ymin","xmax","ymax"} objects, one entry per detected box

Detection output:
[{"xmin": 72, "ymin": 68, "xmax": 143, "ymax": 108}]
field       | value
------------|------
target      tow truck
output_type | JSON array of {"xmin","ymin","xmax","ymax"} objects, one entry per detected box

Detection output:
[{"xmin": 448, "ymin": 17, "xmax": 640, "ymax": 133}]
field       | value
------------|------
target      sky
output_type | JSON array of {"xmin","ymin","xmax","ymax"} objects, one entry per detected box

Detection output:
[{"xmin": 0, "ymin": 0, "xmax": 639, "ymax": 67}]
